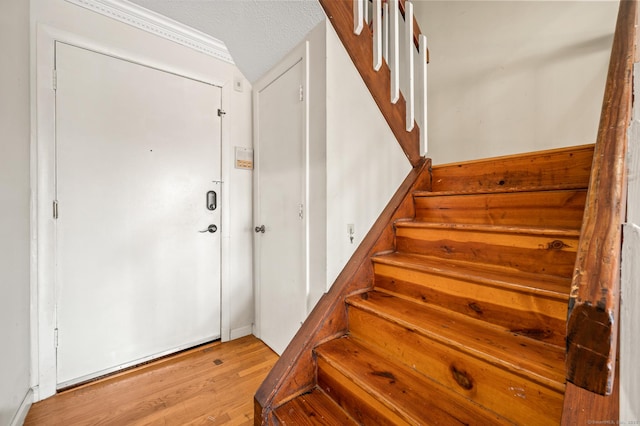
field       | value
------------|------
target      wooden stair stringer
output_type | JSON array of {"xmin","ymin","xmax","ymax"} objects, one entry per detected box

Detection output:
[{"xmin": 318, "ymin": 0, "xmax": 422, "ymax": 166}]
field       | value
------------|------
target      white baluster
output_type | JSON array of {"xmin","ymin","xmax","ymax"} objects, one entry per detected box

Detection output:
[
  {"xmin": 405, "ymin": 1, "xmax": 415, "ymax": 131},
  {"xmin": 364, "ymin": 0, "xmax": 369, "ymax": 26},
  {"xmin": 383, "ymin": 2, "xmax": 389, "ymax": 63},
  {"xmin": 389, "ymin": 0, "xmax": 399, "ymax": 104},
  {"xmin": 373, "ymin": 0, "xmax": 382, "ymax": 71},
  {"xmin": 418, "ymin": 34, "xmax": 428, "ymax": 154},
  {"xmin": 354, "ymin": 0, "xmax": 364, "ymax": 35}
]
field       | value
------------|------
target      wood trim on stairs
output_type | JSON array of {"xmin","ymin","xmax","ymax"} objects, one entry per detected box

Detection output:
[
  {"xmin": 561, "ymin": 337, "xmax": 621, "ymax": 425},
  {"xmin": 254, "ymin": 158, "xmax": 431, "ymax": 424},
  {"xmin": 565, "ymin": 0, "xmax": 637, "ymax": 397},
  {"xmin": 318, "ymin": 0, "xmax": 422, "ymax": 167}
]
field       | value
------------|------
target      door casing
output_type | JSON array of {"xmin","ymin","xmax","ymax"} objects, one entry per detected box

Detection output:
[
  {"xmin": 53, "ymin": 41, "xmax": 222, "ymax": 387},
  {"xmin": 252, "ymin": 42, "xmax": 310, "ymax": 353},
  {"xmin": 33, "ymin": 25, "xmax": 234, "ymax": 399}
]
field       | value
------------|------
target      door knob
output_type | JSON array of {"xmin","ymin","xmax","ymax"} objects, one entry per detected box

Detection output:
[
  {"xmin": 199, "ymin": 224, "xmax": 218, "ymax": 233},
  {"xmin": 255, "ymin": 225, "xmax": 265, "ymax": 233}
]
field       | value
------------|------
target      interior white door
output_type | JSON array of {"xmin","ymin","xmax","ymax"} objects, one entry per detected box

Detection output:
[
  {"xmin": 255, "ymin": 60, "xmax": 306, "ymax": 355},
  {"xmin": 55, "ymin": 42, "xmax": 222, "ymax": 387}
]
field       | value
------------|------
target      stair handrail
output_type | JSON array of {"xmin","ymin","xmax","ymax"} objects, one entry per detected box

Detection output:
[{"xmin": 565, "ymin": 0, "xmax": 638, "ymax": 396}]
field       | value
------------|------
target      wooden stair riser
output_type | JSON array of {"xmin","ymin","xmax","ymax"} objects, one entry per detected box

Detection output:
[
  {"xmin": 316, "ymin": 359, "xmax": 409, "ymax": 426},
  {"xmin": 394, "ymin": 226, "xmax": 579, "ymax": 277},
  {"xmin": 414, "ymin": 190, "xmax": 587, "ymax": 228},
  {"xmin": 273, "ymin": 389, "xmax": 358, "ymax": 425},
  {"xmin": 348, "ymin": 306, "xmax": 565, "ymax": 425},
  {"xmin": 373, "ymin": 263, "xmax": 568, "ymax": 346},
  {"xmin": 430, "ymin": 145, "xmax": 594, "ymax": 193},
  {"xmin": 316, "ymin": 338, "xmax": 512, "ymax": 425}
]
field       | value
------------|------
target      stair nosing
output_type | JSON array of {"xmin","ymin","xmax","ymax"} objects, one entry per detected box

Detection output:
[
  {"xmin": 346, "ymin": 291, "xmax": 566, "ymax": 393},
  {"xmin": 394, "ymin": 221, "xmax": 581, "ymax": 237},
  {"xmin": 413, "ymin": 185, "xmax": 588, "ymax": 197},
  {"xmin": 371, "ymin": 252, "xmax": 570, "ymax": 301}
]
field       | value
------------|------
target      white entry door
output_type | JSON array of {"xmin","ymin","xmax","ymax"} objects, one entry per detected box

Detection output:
[
  {"xmin": 254, "ymin": 59, "xmax": 306, "ymax": 355},
  {"xmin": 55, "ymin": 43, "xmax": 222, "ymax": 387}
]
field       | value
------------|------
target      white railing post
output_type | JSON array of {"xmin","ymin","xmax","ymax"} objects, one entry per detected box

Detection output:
[
  {"xmin": 383, "ymin": 2, "xmax": 389, "ymax": 63},
  {"xmin": 404, "ymin": 0, "xmax": 415, "ymax": 131},
  {"xmin": 418, "ymin": 34, "xmax": 428, "ymax": 154},
  {"xmin": 366, "ymin": 0, "xmax": 427, "ymax": 152},
  {"xmin": 373, "ymin": 0, "xmax": 382, "ymax": 71},
  {"xmin": 354, "ymin": 0, "xmax": 364, "ymax": 35},
  {"xmin": 389, "ymin": 0, "xmax": 400, "ymax": 103},
  {"xmin": 364, "ymin": 0, "xmax": 369, "ymax": 27}
]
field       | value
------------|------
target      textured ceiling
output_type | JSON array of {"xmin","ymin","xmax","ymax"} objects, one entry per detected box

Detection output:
[{"xmin": 129, "ymin": 0, "xmax": 325, "ymax": 83}]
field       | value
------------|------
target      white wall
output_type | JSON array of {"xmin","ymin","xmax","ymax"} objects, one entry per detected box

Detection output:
[
  {"xmin": 0, "ymin": 0, "xmax": 33, "ymax": 424},
  {"xmin": 261, "ymin": 19, "xmax": 411, "ymax": 315},
  {"xmin": 31, "ymin": 0, "xmax": 254, "ymax": 399},
  {"xmin": 325, "ymin": 22, "xmax": 412, "ymax": 286},
  {"xmin": 306, "ymin": 23, "xmax": 328, "ymax": 312},
  {"xmin": 620, "ymin": 64, "xmax": 640, "ymax": 424},
  {"xmin": 413, "ymin": 1, "xmax": 618, "ymax": 165}
]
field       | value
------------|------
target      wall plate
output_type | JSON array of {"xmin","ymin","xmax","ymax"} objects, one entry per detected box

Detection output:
[{"xmin": 235, "ymin": 147, "xmax": 253, "ymax": 169}]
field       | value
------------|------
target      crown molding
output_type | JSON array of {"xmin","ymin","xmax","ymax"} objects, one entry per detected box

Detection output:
[{"xmin": 64, "ymin": 0, "xmax": 234, "ymax": 64}]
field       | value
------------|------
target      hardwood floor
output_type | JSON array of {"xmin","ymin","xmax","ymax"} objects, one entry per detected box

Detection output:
[{"xmin": 25, "ymin": 335, "xmax": 278, "ymax": 426}]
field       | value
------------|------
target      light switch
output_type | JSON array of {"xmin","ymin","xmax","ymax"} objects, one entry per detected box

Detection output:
[{"xmin": 234, "ymin": 78, "xmax": 244, "ymax": 92}]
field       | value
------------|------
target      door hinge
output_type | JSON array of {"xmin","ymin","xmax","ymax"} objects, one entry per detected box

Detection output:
[
  {"xmin": 298, "ymin": 203, "xmax": 304, "ymax": 219},
  {"xmin": 217, "ymin": 109, "xmax": 226, "ymax": 117},
  {"xmin": 53, "ymin": 200, "xmax": 59, "ymax": 219},
  {"xmin": 54, "ymin": 328, "xmax": 59, "ymax": 348},
  {"xmin": 299, "ymin": 85, "xmax": 304, "ymax": 102},
  {"xmin": 52, "ymin": 69, "xmax": 57, "ymax": 91}
]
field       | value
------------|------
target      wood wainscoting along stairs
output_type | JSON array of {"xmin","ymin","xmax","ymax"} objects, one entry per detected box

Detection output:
[{"xmin": 270, "ymin": 144, "xmax": 594, "ymax": 425}]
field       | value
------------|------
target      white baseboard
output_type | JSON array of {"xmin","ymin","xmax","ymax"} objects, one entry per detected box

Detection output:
[
  {"xmin": 230, "ymin": 325, "xmax": 253, "ymax": 340},
  {"xmin": 10, "ymin": 388, "xmax": 33, "ymax": 426}
]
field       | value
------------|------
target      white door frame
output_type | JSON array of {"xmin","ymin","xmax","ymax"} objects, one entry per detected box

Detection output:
[
  {"xmin": 31, "ymin": 24, "xmax": 233, "ymax": 400},
  {"xmin": 253, "ymin": 42, "xmax": 310, "ymax": 340}
]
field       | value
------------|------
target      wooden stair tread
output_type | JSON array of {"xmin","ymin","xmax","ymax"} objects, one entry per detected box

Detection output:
[
  {"xmin": 346, "ymin": 291, "xmax": 566, "ymax": 392},
  {"xmin": 372, "ymin": 252, "xmax": 571, "ymax": 300},
  {"xmin": 413, "ymin": 185, "xmax": 588, "ymax": 197},
  {"xmin": 395, "ymin": 220, "xmax": 581, "ymax": 237},
  {"xmin": 273, "ymin": 388, "xmax": 358, "ymax": 425},
  {"xmin": 315, "ymin": 336, "xmax": 511, "ymax": 425}
]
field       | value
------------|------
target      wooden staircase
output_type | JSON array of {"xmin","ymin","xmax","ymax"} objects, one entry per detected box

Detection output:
[{"xmin": 270, "ymin": 145, "xmax": 594, "ymax": 425}]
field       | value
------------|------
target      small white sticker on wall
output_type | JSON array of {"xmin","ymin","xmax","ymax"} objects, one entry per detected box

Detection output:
[{"xmin": 235, "ymin": 147, "xmax": 253, "ymax": 170}]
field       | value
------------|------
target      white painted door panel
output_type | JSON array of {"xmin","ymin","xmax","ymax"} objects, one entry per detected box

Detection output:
[
  {"xmin": 255, "ymin": 60, "xmax": 306, "ymax": 355},
  {"xmin": 55, "ymin": 43, "xmax": 221, "ymax": 387}
]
